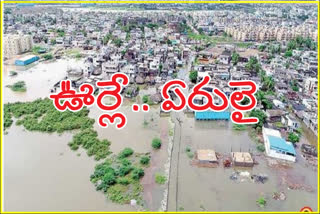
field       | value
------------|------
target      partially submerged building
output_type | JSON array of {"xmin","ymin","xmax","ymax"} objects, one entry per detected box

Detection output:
[
  {"xmin": 231, "ymin": 152, "xmax": 254, "ymax": 167},
  {"xmin": 196, "ymin": 149, "xmax": 218, "ymax": 164},
  {"xmin": 15, "ymin": 55, "xmax": 39, "ymax": 66},
  {"xmin": 262, "ymin": 127, "xmax": 296, "ymax": 162},
  {"xmin": 195, "ymin": 111, "xmax": 230, "ymax": 120}
]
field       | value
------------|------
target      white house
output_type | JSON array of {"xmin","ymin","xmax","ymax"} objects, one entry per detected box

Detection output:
[{"xmin": 262, "ymin": 127, "xmax": 296, "ymax": 162}]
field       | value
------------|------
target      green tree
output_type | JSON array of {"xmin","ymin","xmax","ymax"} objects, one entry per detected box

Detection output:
[
  {"xmin": 288, "ymin": 132, "xmax": 300, "ymax": 144},
  {"xmin": 249, "ymin": 109, "xmax": 267, "ymax": 128},
  {"xmin": 231, "ymin": 52, "xmax": 240, "ymax": 65},
  {"xmin": 284, "ymin": 50, "xmax": 293, "ymax": 58},
  {"xmin": 189, "ymin": 71, "xmax": 198, "ymax": 83},
  {"xmin": 258, "ymin": 45, "xmax": 266, "ymax": 52}
]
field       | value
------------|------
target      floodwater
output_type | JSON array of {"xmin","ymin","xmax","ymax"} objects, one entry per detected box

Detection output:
[
  {"xmin": 168, "ymin": 114, "xmax": 318, "ymax": 212},
  {"xmin": 3, "ymin": 58, "xmax": 318, "ymax": 212},
  {"xmin": 3, "ymin": 59, "xmax": 84, "ymax": 103},
  {"xmin": 3, "ymin": 59, "xmax": 168, "ymax": 211},
  {"xmin": 4, "ymin": 124, "xmax": 134, "ymax": 212}
]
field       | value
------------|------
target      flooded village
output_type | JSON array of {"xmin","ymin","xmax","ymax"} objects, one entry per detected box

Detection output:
[{"xmin": 2, "ymin": 3, "xmax": 319, "ymax": 212}]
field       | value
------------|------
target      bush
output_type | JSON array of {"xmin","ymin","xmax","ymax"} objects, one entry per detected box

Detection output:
[
  {"xmin": 142, "ymin": 95, "xmax": 149, "ymax": 104},
  {"xmin": 117, "ymin": 177, "xmax": 130, "ymax": 185},
  {"xmin": 151, "ymin": 138, "xmax": 161, "ymax": 149},
  {"xmin": 140, "ymin": 156, "xmax": 150, "ymax": 165},
  {"xmin": 155, "ymin": 173, "xmax": 167, "ymax": 185},
  {"xmin": 118, "ymin": 148, "xmax": 134, "ymax": 159},
  {"xmin": 7, "ymin": 81, "xmax": 27, "ymax": 92},
  {"xmin": 118, "ymin": 166, "xmax": 132, "ymax": 177},
  {"xmin": 256, "ymin": 197, "xmax": 266, "ymax": 208},
  {"xmin": 43, "ymin": 54, "xmax": 53, "ymax": 60},
  {"xmin": 131, "ymin": 168, "xmax": 144, "ymax": 180},
  {"xmin": 257, "ymin": 144, "xmax": 265, "ymax": 152}
]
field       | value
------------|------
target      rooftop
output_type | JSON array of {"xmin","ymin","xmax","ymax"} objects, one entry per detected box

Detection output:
[{"xmin": 267, "ymin": 135, "xmax": 296, "ymax": 156}]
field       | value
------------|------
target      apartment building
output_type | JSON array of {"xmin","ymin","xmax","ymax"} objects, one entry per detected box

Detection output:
[{"xmin": 3, "ymin": 34, "xmax": 33, "ymax": 58}]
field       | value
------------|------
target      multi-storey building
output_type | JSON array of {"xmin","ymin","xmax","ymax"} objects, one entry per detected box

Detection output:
[{"xmin": 3, "ymin": 34, "xmax": 33, "ymax": 58}]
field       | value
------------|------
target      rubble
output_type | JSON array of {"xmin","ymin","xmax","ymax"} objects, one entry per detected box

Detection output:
[{"xmin": 272, "ymin": 192, "xmax": 286, "ymax": 201}]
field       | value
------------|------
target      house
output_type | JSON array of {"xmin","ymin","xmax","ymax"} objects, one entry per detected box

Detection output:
[
  {"xmin": 218, "ymin": 49, "xmax": 231, "ymax": 65},
  {"xmin": 281, "ymin": 115, "xmax": 299, "ymax": 132},
  {"xmin": 231, "ymin": 152, "xmax": 254, "ymax": 167},
  {"xmin": 195, "ymin": 111, "xmax": 230, "ymax": 120},
  {"xmin": 196, "ymin": 150, "xmax": 218, "ymax": 164},
  {"xmin": 266, "ymin": 109, "xmax": 286, "ymax": 123},
  {"xmin": 262, "ymin": 127, "xmax": 296, "ymax": 162},
  {"xmin": 15, "ymin": 55, "xmax": 39, "ymax": 66}
]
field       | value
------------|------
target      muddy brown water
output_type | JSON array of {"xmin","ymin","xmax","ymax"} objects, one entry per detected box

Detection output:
[
  {"xmin": 3, "ymin": 59, "xmax": 166, "ymax": 211},
  {"xmin": 168, "ymin": 116, "xmax": 317, "ymax": 212}
]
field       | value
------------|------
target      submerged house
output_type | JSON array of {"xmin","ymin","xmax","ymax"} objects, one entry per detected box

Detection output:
[
  {"xmin": 196, "ymin": 150, "xmax": 218, "ymax": 164},
  {"xmin": 262, "ymin": 127, "xmax": 296, "ymax": 162},
  {"xmin": 231, "ymin": 152, "xmax": 254, "ymax": 167},
  {"xmin": 195, "ymin": 111, "xmax": 230, "ymax": 120},
  {"xmin": 15, "ymin": 55, "xmax": 39, "ymax": 66}
]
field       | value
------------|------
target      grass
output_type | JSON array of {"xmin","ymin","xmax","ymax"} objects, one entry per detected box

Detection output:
[
  {"xmin": 155, "ymin": 173, "xmax": 167, "ymax": 185},
  {"xmin": 232, "ymin": 124, "xmax": 247, "ymax": 131},
  {"xmin": 6, "ymin": 81, "xmax": 26, "ymax": 92}
]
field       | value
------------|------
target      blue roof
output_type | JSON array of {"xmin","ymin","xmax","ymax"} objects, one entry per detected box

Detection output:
[
  {"xmin": 267, "ymin": 135, "xmax": 296, "ymax": 155},
  {"xmin": 195, "ymin": 111, "xmax": 230, "ymax": 120}
]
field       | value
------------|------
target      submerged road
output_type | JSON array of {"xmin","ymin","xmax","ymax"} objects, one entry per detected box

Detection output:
[{"xmin": 167, "ymin": 111, "xmax": 183, "ymax": 211}]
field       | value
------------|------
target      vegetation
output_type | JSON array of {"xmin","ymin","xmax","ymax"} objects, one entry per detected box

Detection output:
[
  {"xmin": 249, "ymin": 109, "xmax": 267, "ymax": 129},
  {"xmin": 258, "ymin": 45, "xmax": 266, "ymax": 52},
  {"xmin": 113, "ymin": 38, "xmax": 123, "ymax": 48},
  {"xmin": 118, "ymin": 148, "xmax": 134, "ymax": 159},
  {"xmin": 151, "ymin": 138, "xmax": 162, "ymax": 149},
  {"xmin": 7, "ymin": 81, "xmax": 27, "ymax": 92},
  {"xmin": 43, "ymin": 53, "xmax": 53, "ymax": 60},
  {"xmin": 287, "ymin": 132, "xmax": 300, "ymax": 144},
  {"xmin": 3, "ymin": 98, "xmax": 112, "ymax": 161},
  {"xmin": 9, "ymin": 71, "xmax": 18, "ymax": 76},
  {"xmin": 284, "ymin": 50, "xmax": 293, "ymax": 58},
  {"xmin": 155, "ymin": 173, "xmax": 167, "ymax": 185},
  {"xmin": 245, "ymin": 57, "xmax": 261, "ymax": 74},
  {"xmin": 256, "ymin": 197, "xmax": 266, "ymax": 208},
  {"xmin": 140, "ymin": 156, "xmax": 150, "ymax": 165},
  {"xmin": 185, "ymin": 147, "xmax": 194, "ymax": 158},
  {"xmin": 232, "ymin": 124, "xmax": 247, "ymax": 131},
  {"xmin": 189, "ymin": 71, "xmax": 198, "ymax": 83},
  {"xmin": 256, "ymin": 144, "xmax": 265, "ymax": 152},
  {"xmin": 90, "ymin": 154, "xmax": 146, "ymax": 205},
  {"xmin": 68, "ymin": 129, "xmax": 111, "ymax": 161},
  {"xmin": 142, "ymin": 95, "xmax": 149, "ymax": 103},
  {"xmin": 286, "ymin": 36, "xmax": 317, "ymax": 51},
  {"xmin": 231, "ymin": 51, "xmax": 240, "ymax": 65}
]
